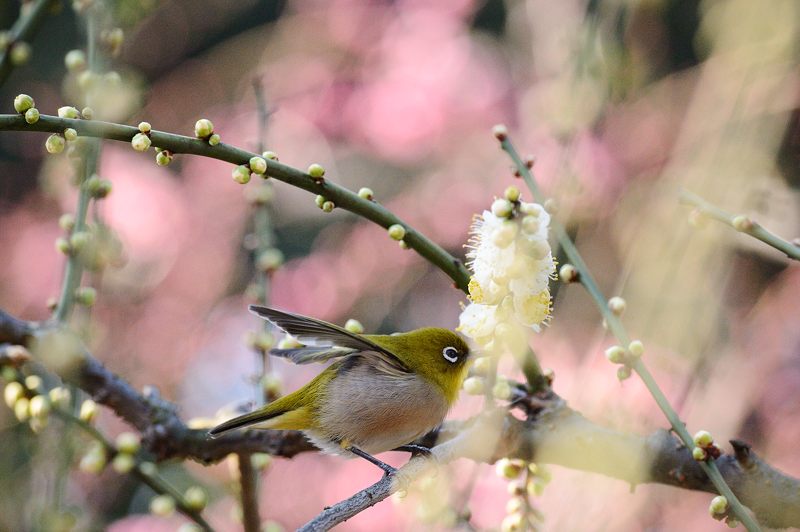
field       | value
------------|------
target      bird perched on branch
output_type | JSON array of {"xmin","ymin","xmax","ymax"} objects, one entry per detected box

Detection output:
[{"xmin": 209, "ymin": 305, "xmax": 470, "ymax": 474}]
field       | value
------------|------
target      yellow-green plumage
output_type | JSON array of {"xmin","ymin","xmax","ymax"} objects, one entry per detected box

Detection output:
[{"xmin": 209, "ymin": 306, "xmax": 470, "ymax": 459}]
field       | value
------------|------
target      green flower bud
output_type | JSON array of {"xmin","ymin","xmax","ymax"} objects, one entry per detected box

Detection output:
[
  {"xmin": 115, "ymin": 432, "xmax": 140, "ymax": 454},
  {"xmin": 693, "ymin": 430, "xmax": 713, "ymax": 448},
  {"xmin": 29, "ymin": 395, "xmax": 50, "ymax": 418},
  {"xmin": 616, "ymin": 365, "xmax": 632, "ymax": 381},
  {"xmin": 232, "ymin": 165, "xmax": 252, "ymax": 184},
  {"xmin": 149, "ymin": 494, "xmax": 176, "ymax": 517},
  {"xmin": 251, "ymin": 452, "xmax": 273, "ymax": 470},
  {"xmin": 69, "ymin": 231, "xmax": 90, "ymax": 252},
  {"xmin": 307, "ymin": 163, "xmax": 325, "ymax": 179},
  {"xmin": 10, "ymin": 42, "xmax": 31, "ymax": 65},
  {"xmin": 194, "ymin": 118, "xmax": 214, "ymax": 138},
  {"xmin": 79, "ymin": 444, "xmax": 107, "ymax": 474},
  {"xmin": 80, "ymin": 107, "xmax": 94, "ymax": 120},
  {"xmin": 4, "ymin": 381, "xmax": 24, "ymax": 408},
  {"xmin": 55, "ymin": 237, "xmax": 71, "ymax": 255},
  {"xmin": 495, "ymin": 458, "xmax": 524, "ymax": 479},
  {"xmin": 112, "ymin": 453, "xmax": 135, "ymax": 473},
  {"xmin": 155, "ymin": 150, "xmax": 173, "ymax": 166},
  {"xmin": 692, "ymin": 446, "xmax": 707, "ymax": 461},
  {"xmin": 184, "ymin": 486, "xmax": 208, "ymax": 511},
  {"xmin": 58, "ymin": 106, "xmax": 81, "ymax": 119},
  {"xmin": 63, "ymin": 128, "xmax": 78, "ymax": 142},
  {"xmin": 559, "ymin": 264, "xmax": 578, "ymax": 283},
  {"xmin": 46, "ymin": 134, "xmax": 66, "ymax": 154},
  {"xmin": 14, "ymin": 396, "xmax": 30, "ymax": 422},
  {"xmin": 256, "ymin": 248, "xmax": 284, "ymax": 272},
  {"xmin": 398, "ymin": 240, "xmax": 410, "ymax": 250},
  {"xmin": 358, "ymin": 187, "xmax": 374, "ymax": 200},
  {"xmin": 208, "ymin": 133, "xmax": 221, "ymax": 146},
  {"xmin": 131, "ymin": 133, "xmax": 151, "ymax": 152},
  {"xmin": 277, "ymin": 335, "xmax": 302, "ymax": 349},
  {"xmin": 709, "ymin": 495, "xmax": 728, "ymax": 516},
  {"xmin": 492, "ymin": 379, "xmax": 512, "ymax": 400},
  {"xmin": 471, "ymin": 356, "xmax": 492, "ymax": 375},
  {"xmin": 79, "ymin": 399, "xmax": 98, "ymax": 423},
  {"xmin": 321, "ymin": 201, "xmax": 335, "ymax": 213},
  {"xmin": 138, "ymin": 121, "xmax": 151, "ymax": 134},
  {"xmin": 75, "ymin": 286, "xmax": 96, "ymax": 306},
  {"xmin": 605, "ymin": 345, "xmax": 626, "ymax": 364},
  {"xmin": 14, "ymin": 94, "xmax": 34, "ymax": 113},
  {"xmin": 24, "ymin": 107, "xmax": 39, "ymax": 124},
  {"xmin": 344, "ymin": 319, "xmax": 364, "ymax": 334},
  {"xmin": 608, "ymin": 296, "xmax": 626, "ymax": 316},
  {"xmin": 315, "ymin": 195, "xmax": 326, "ymax": 208},
  {"xmin": 249, "ymin": 156, "xmax": 267, "ymax": 175},
  {"xmin": 628, "ymin": 340, "xmax": 644, "ymax": 357},
  {"xmin": 491, "ymin": 198, "xmax": 513, "ymax": 218},
  {"xmin": 24, "ymin": 375, "xmax": 42, "ymax": 391},
  {"xmin": 462, "ymin": 376, "xmax": 485, "ymax": 395},
  {"xmin": 262, "ymin": 150, "xmax": 278, "ymax": 160},
  {"xmin": 492, "ymin": 124, "xmax": 508, "ymax": 141},
  {"xmin": 725, "ymin": 517, "xmax": 739, "ymax": 528},
  {"xmin": 504, "ymin": 186, "xmax": 521, "ymax": 202},
  {"xmin": 387, "ymin": 224, "xmax": 406, "ymax": 241},
  {"xmin": 64, "ymin": 49, "xmax": 86, "ymax": 72},
  {"xmin": 48, "ymin": 386, "xmax": 71, "ymax": 409}
]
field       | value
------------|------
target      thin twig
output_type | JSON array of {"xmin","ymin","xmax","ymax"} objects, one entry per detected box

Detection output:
[
  {"xmin": 680, "ymin": 188, "xmax": 800, "ymax": 261},
  {"xmin": 238, "ymin": 455, "xmax": 261, "ymax": 532},
  {"xmin": 499, "ymin": 134, "xmax": 762, "ymax": 531}
]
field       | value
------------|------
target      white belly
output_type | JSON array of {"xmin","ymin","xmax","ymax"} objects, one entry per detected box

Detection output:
[{"xmin": 310, "ymin": 359, "xmax": 449, "ymax": 455}]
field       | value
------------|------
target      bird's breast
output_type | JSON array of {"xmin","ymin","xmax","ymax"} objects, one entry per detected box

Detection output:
[{"xmin": 315, "ymin": 357, "xmax": 449, "ymax": 455}]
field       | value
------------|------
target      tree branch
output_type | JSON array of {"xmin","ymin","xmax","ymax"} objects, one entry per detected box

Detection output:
[
  {"xmin": 0, "ymin": 0, "xmax": 55, "ymax": 86},
  {"xmin": 0, "ymin": 113, "xmax": 471, "ymax": 291}
]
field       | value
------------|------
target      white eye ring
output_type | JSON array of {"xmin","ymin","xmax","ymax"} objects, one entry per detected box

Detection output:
[{"xmin": 442, "ymin": 346, "xmax": 459, "ymax": 363}]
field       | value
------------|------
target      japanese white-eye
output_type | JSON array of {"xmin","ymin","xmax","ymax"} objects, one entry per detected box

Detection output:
[{"xmin": 209, "ymin": 306, "xmax": 471, "ymax": 473}]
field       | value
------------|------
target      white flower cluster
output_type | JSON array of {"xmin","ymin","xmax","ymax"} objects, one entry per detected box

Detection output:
[{"xmin": 458, "ymin": 191, "xmax": 555, "ymax": 356}]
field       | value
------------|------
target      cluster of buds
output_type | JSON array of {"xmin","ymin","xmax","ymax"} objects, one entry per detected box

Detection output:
[
  {"xmin": 131, "ymin": 122, "xmax": 152, "ymax": 152},
  {"xmin": 495, "ymin": 458, "xmax": 548, "ymax": 531},
  {"xmin": 14, "ymin": 93, "xmax": 39, "ymax": 124},
  {"xmin": 231, "ymin": 155, "xmax": 269, "ymax": 185},
  {"xmin": 194, "ymin": 118, "xmax": 220, "ymax": 146},
  {"xmin": 99, "ymin": 28, "xmax": 124, "ymax": 57},
  {"xmin": 387, "ymin": 224, "xmax": 409, "ymax": 249},
  {"xmin": 458, "ymin": 188, "xmax": 556, "ymax": 362},
  {"xmin": 707, "ymin": 494, "xmax": 738, "ymax": 527},
  {"xmin": 2, "ymin": 376, "xmax": 60, "ymax": 433},
  {"xmin": 109, "ymin": 432, "xmax": 140, "ymax": 474},
  {"xmin": 315, "ymin": 194, "xmax": 335, "ymax": 213},
  {"xmin": 604, "ymin": 339, "xmax": 644, "ymax": 382},
  {"xmin": 692, "ymin": 430, "xmax": 722, "ymax": 462}
]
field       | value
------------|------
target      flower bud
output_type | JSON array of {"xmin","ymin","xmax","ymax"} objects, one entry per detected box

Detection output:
[
  {"xmin": 709, "ymin": 495, "xmax": 728, "ymax": 517},
  {"xmin": 81, "ymin": 107, "xmax": 94, "ymax": 120},
  {"xmin": 492, "ymin": 379, "xmax": 512, "ymax": 400},
  {"xmin": 321, "ymin": 201, "xmax": 335, "ymax": 213},
  {"xmin": 208, "ymin": 133, "xmax": 221, "ymax": 146},
  {"xmin": 616, "ymin": 365, "xmax": 632, "ymax": 381},
  {"xmin": 138, "ymin": 121, "xmax": 151, "ymax": 134},
  {"xmin": 64, "ymin": 49, "xmax": 86, "ymax": 72},
  {"xmin": 112, "ymin": 453, "xmax": 135, "ymax": 473},
  {"xmin": 607, "ymin": 296, "xmax": 626, "ymax": 315},
  {"xmin": 358, "ymin": 187, "xmax": 374, "ymax": 200},
  {"xmin": 249, "ymin": 156, "xmax": 267, "ymax": 175},
  {"xmin": 495, "ymin": 458, "xmax": 524, "ymax": 479},
  {"xmin": 462, "ymin": 376, "xmax": 485, "ymax": 395},
  {"xmin": 48, "ymin": 387, "xmax": 71, "ymax": 409},
  {"xmin": 491, "ymin": 198, "xmax": 513, "ymax": 218},
  {"xmin": 58, "ymin": 106, "xmax": 81, "ymax": 119},
  {"xmin": 344, "ymin": 319, "xmax": 364, "ymax": 334},
  {"xmin": 4, "ymin": 381, "xmax": 24, "ymax": 408},
  {"xmin": 725, "ymin": 517, "xmax": 739, "ymax": 528},
  {"xmin": 115, "ymin": 432, "xmax": 140, "ymax": 454},
  {"xmin": 149, "ymin": 494, "xmax": 176, "ymax": 517},
  {"xmin": 628, "ymin": 340, "xmax": 644, "ymax": 357},
  {"xmin": 605, "ymin": 345, "xmax": 626, "ymax": 364},
  {"xmin": 79, "ymin": 399, "xmax": 98, "ymax": 423},
  {"xmin": 559, "ymin": 264, "xmax": 578, "ymax": 283},
  {"xmin": 55, "ymin": 237, "xmax": 71, "ymax": 255},
  {"xmin": 471, "ymin": 356, "xmax": 491, "ymax": 375},
  {"xmin": 79, "ymin": 444, "xmax": 107, "ymax": 474},
  {"xmin": 692, "ymin": 446, "xmax": 707, "ymax": 461},
  {"xmin": 194, "ymin": 119, "xmax": 214, "ymax": 138},
  {"xmin": 732, "ymin": 215, "xmax": 753, "ymax": 232},
  {"xmin": 232, "ymin": 165, "xmax": 251, "ymax": 184},
  {"xmin": 492, "ymin": 124, "xmax": 508, "ymax": 141},
  {"xmin": 314, "ymin": 195, "xmax": 326, "ymax": 208},
  {"xmin": 128, "ymin": 134, "xmax": 152, "ymax": 155},
  {"xmin": 69, "ymin": 231, "xmax": 90, "ymax": 252},
  {"xmin": 24, "ymin": 375, "xmax": 42, "ymax": 391},
  {"xmin": 24, "ymin": 107, "xmax": 39, "ymax": 124},
  {"xmin": 262, "ymin": 151, "xmax": 278, "ymax": 160},
  {"xmin": 388, "ymin": 224, "xmax": 406, "ymax": 241},
  {"xmin": 75, "ymin": 286, "xmax": 96, "ymax": 306},
  {"xmin": 521, "ymin": 216, "xmax": 539, "ymax": 235},
  {"xmin": 256, "ymin": 248, "xmax": 284, "ymax": 272},
  {"xmin": 29, "ymin": 395, "xmax": 50, "ymax": 418},
  {"xmin": 14, "ymin": 94, "xmax": 34, "ymax": 113},
  {"xmin": 14, "ymin": 396, "xmax": 30, "ymax": 421},
  {"xmin": 63, "ymin": 128, "xmax": 78, "ymax": 142},
  {"xmin": 504, "ymin": 186, "xmax": 521, "ymax": 202},
  {"xmin": 307, "ymin": 163, "xmax": 325, "ymax": 179},
  {"xmin": 184, "ymin": 486, "xmax": 208, "ymax": 511},
  {"xmin": 46, "ymin": 135, "xmax": 66, "ymax": 154},
  {"xmin": 693, "ymin": 430, "xmax": 713, "ymax": 448},
  {"xmin": 155, "ymin": 150, "xmax": 172, "ymax": 166}
]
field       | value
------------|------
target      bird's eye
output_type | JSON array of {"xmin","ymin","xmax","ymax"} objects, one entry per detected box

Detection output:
[{"xmin": 442, "ymin": 346, "xmax": 459, "ymax": 363}]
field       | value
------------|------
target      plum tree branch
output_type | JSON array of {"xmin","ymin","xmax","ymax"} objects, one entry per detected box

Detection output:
[{"xmin": 1, "ymin": 308, "xmax": 797, "ymax": 529}]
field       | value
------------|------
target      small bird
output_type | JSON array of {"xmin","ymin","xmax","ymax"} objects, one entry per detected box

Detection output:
[{"xmin": 209, "ymin": 305, "xmax": 470, "ymax": 474}]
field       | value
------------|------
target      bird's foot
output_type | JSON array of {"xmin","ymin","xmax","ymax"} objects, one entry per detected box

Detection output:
[
  {"xmin": 393, "ymin": 444, "xmax": 432, "ymax": 458},
  {"xmin": 347, "ymin": 446, "xmax": 397, "ymax": 477}
]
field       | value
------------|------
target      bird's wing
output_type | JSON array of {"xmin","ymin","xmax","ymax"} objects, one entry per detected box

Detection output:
[{"xmin": 249, "ymin": 305, "xmax": 408, "ymax": 368}]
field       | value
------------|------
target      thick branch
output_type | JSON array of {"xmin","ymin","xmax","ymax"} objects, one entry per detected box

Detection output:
[{"xmin": 0, "ymin": 114, "xmax": 471, "ymax": 292}]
